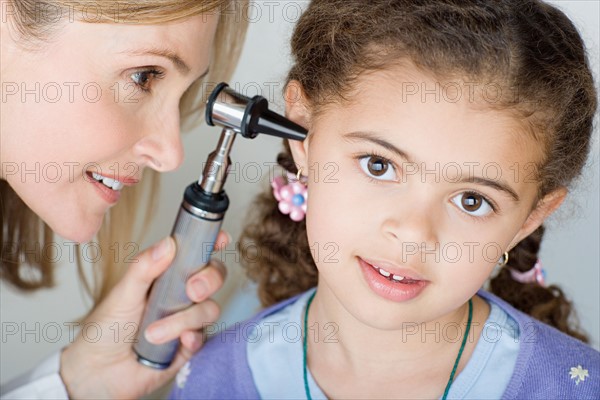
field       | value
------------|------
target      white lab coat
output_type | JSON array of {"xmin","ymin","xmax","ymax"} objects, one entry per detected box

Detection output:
[{"xmin": 0, "ymin": 350, "xmax": 69, "ymax": 399}]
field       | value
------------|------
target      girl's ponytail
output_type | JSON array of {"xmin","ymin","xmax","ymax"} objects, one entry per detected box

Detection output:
[
  {"xmin": 240, "ymin": 144, "xmax": 317, "ymax": 308},
  {"xmin": 490, "ymin": 225, "xmax": 588, "ymax": 342}
]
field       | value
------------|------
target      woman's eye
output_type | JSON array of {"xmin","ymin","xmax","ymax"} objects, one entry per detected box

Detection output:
[
  {"xmin": 358, "ymin": 155, "xmax": 398, "ymax": 181},
  {"xmin": 130, "ymin": 69, "xmax": 164, "ymax": 93},
  {"xmin": 451, "ymin": 192, "xmax": 494, "ymax": 217}
]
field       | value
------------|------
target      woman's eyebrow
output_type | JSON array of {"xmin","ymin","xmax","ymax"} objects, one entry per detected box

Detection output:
[{"xmin": 120, "ymin": 47, "xmax": 191, "ymax": 75}]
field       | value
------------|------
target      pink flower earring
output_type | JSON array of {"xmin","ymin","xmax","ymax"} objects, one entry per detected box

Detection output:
[{"xmin": 271, "ymin": 168, "xmax": 307, "ymax": 222}]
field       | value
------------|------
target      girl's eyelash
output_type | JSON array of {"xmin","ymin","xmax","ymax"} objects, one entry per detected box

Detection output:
[
  {"xmin": 353, "ymin": 151, "xmax": 399, "ymax": 184},
  {"xmin": 130, "ymin": 68, "xmax": 165, "ymax": 93},
  {"xmin": 462, "ymin": 190, "xmax": 498, "ymax": 212},
  {"xmin": 352, "ymin": 152, "xmax": 500, "ymax": 220},
  {"xmin": 459, "ymin": 190, "xmax": 500, "ymax": 222},
  {"xmin": 354, "ymin": 152, "xmax": 399, "ymax": 180}
]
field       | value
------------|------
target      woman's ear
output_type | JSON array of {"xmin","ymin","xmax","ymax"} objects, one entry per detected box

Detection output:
[
  {"xmin": 508, "ymin": 187, "xmax": 567, "ymax": 249},
  {"xmin": 285, "ymin": 80, "xmax": 311, "ymax": 172}
]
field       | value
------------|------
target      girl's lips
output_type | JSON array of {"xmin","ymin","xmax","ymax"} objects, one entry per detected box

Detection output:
[
  {"xmin": 361, "ymin": 258, "xmax": 426, "ymax": 281},
  {"xmin": 358, "ymin": 257, "xmax": 428, "ymax": 302}
]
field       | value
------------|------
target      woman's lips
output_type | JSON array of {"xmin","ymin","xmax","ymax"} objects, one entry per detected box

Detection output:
[
  {"xmin": 358, "ymin": 257, "xmax": 429, "ymax": 302},
  {"xmin": 85, "ymin": 169, "xmax": 142, "ymax": 205},
  {"xmin": 85, "ymin": 170, "xmax": 139, "ymax": 186},
  {"xmin": 88, "ymin": 175, "xmax": 121, "ymax": 204}
]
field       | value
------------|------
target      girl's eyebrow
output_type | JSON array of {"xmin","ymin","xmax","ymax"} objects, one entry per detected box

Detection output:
[
  {"xmin": 343, "ymin": 131, "xmax": 414, "ymax": 162},
  {"xmin": 461, "ymin": 176, "xmax": 520, "ymax": 202},
  {"xmin": 343, "ymin": 130, "xmax": 521, "ymax": 202}
]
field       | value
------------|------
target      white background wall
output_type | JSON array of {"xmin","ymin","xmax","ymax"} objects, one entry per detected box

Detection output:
[{"xmin": 1, "ymin": 0, "xmax": 598, "ymax": 390}]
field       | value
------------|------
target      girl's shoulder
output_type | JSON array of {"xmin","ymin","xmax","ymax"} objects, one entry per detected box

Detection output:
[
  {"xmin": 168, "ymin": 293, "xmax": 306, "ymax": 399},
  {"xmin": 478, "ymin": 290, "xmax": 600, "ymax": 399}
]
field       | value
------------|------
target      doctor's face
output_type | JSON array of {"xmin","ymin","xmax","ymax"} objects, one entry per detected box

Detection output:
[{"xmin": 1, "ymin": 14, "xmax": 218, "ymax": 242}]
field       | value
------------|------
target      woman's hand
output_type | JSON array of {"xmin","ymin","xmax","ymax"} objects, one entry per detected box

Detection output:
[{"xmin": 59, "ymin": 233, "xmax": 230, "ymax": 399}]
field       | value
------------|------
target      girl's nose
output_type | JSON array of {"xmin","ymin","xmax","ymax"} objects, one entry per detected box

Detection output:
[
  {"xmin": 380, "ymin": 194, "xmax": 439, "ymax": 248},
  {"xmin": 133, "ymin": 107, "xmax": 184, "ymax": 172}
]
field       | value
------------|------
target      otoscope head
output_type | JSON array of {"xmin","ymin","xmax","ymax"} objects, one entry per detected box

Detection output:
[{"xmin": 206, "ymin": 82, "xmax": 307, "ymax": 141}]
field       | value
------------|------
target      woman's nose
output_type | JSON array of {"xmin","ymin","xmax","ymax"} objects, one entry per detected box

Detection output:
[{"xmin": 133, "ymin": 107, "xmax": 184, "ymax": 172}]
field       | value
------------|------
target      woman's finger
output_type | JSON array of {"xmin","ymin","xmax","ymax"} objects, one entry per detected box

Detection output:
[
  {"xmin": 145, "ymin": 299, "xmax": 220, "ymax": 345},
  {"xmin": 186, "ymin": 259, "xmax": 227, "ymax": 302},
  {"xmin": 180, "ymin": 330, "xmax": 204, "ymax": 354},
  {"xmin": 109, "ymin": 234, "xmax": 227, "ymax": 306},
  {"xmin": 167, "ymin": 332, "xmax": 205, "ymax": 373},
  {"xmin": 108, "ymin": 237, "xmax": 176, "ymax": 307},
  {"xmin": 213, "ymin": 230, "xmax": 231, "ymax": 251}
]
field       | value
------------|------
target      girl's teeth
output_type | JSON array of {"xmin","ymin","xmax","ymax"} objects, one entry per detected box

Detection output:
[{"xmin": 368, "ymin": 262, "xmax": 414, "ymax": 283}]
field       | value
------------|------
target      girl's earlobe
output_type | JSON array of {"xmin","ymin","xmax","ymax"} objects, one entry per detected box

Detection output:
[{"xmin": 287, "ymin": 135, "xmax": 309, "ymax": 173}]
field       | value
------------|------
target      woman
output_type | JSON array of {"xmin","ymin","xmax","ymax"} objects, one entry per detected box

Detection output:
[{"xmin": 0, "ymin": 0, "xmax": 248, "ymax": 397}]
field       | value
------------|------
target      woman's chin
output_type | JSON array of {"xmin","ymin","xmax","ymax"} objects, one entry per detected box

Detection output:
[{"xmin": 49, "ymin": 217, "xmax": 103, "ymax": 244}]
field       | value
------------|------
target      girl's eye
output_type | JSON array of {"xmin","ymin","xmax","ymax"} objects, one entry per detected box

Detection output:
[
  {"xmin": 130, "ymin": 69, "xmax": 164, "ymax": 93},
  {"xmin": 358, "ymin": 155, "xmax": 398, "ymax": 181},
  {"xmin": 451, "ymin": 192, "xmax": 494, "ymax": 217}
]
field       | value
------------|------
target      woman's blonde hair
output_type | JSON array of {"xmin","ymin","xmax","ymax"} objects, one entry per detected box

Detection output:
[{"xmin": 0, "ymin": 0, "xmax": 249, "ymax": 309}]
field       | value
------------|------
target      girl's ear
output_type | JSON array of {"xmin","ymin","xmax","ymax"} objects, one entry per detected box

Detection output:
[
  {"xmin": 508, "ymin": 187, "xmax": 567, "ymax": 249},
  {"xmin": 284, "ymin": 80, "xmax": 311, "ymax": 172}
]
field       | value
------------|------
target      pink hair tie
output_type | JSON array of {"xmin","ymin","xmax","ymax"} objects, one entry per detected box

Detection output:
[
  {"xmin": 509, "ymin": 259, "xmax": 546, "ymax": 286},
  {"xmin": 271, "ymin": 172, "xmax": 307, "ymax": 222}
]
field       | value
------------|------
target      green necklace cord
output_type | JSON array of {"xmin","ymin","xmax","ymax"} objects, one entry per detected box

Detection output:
[
  {"xmin": 303, "ymin": 291, "xmax": 316, "ymax": 399},
  {"xmin": 441, "ymin": 298, "xmax": 473, "ymax": 400},
  {"xmin": 302, "ymin": 292, "xmax": 473, "ymax": 400}
]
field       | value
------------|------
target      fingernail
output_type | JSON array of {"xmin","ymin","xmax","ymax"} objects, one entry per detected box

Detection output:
[
  {"xmin": 152, "ymin": 237, "xmax": 171, "ymax": 261},
  {"xmin": 146, "ymin": 326, "xmax": 165, "ymax": 344},
  {"xmin": 193, "ymin": 278, "xmax": 209, "ymax": 300},
  {"xmin": 225, "ymin": 231, "xmax": 233, "ymax": 244}
]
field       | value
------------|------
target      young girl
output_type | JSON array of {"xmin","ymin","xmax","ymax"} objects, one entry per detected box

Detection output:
[{"xmin": 171, "ymin": 0, "xmax": 599, "ymax": 398}]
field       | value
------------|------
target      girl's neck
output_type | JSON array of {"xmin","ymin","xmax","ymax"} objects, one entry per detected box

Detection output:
[{"xmin": 306, "ymin": 286, "xmax": 491, "ymax": 398}]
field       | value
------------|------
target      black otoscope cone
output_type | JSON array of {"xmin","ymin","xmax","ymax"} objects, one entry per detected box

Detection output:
[
  {"xmin": 254, "ymin": 109, "xmax": 307, "ymax": 141},
  {"xmin": 243, "ymin": 95, "xmax": 307, "ymax": 141}
]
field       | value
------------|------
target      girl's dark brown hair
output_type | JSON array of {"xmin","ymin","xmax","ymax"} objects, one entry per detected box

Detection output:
[{"xmin": 240, "ymin": 0, "xmax": 596, "ymax": 341}]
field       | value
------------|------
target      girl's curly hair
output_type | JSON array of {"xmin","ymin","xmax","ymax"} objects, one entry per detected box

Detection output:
[{"xmin": 240, "ymin": 0, "xmax": 596, "ymax": 342}]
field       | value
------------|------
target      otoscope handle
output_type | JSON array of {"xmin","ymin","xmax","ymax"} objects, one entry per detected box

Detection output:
[
  {"xmin": 133, "ymin": 185, "xmax": 227, "ymax": 369},
  {"xmin": 133, "ymin": 79, "xmax": 307, "ymax": 369}
]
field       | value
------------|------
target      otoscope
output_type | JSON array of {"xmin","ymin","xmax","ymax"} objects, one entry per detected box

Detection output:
[{"xmin": 133, "ymin": 82, "xmax": 307, "ymax": 369}]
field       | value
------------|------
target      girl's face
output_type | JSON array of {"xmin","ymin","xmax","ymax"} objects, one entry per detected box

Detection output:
[
  {"xmin": 288, "ymin": 66, "xmax": 564, "ymax": 328},
  {"xmin": 1, "ymin": 14, "xmax": 218, "ymax": 242}
]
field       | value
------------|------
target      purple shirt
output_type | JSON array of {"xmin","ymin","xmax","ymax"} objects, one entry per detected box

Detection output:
[{"xmin": 170, "ymin": 290, "xmax": 600, "ymax": 399}]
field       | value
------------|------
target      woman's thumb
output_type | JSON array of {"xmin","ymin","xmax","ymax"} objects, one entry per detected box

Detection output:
[{"xmin": 115, "ymin": 237, "xmax": 176, "ymax": 304}]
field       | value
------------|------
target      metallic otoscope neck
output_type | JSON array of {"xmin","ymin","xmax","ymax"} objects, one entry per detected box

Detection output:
[{"xmin": 199, "ymin": 128, "xmax": 237, "ymax": 194}]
